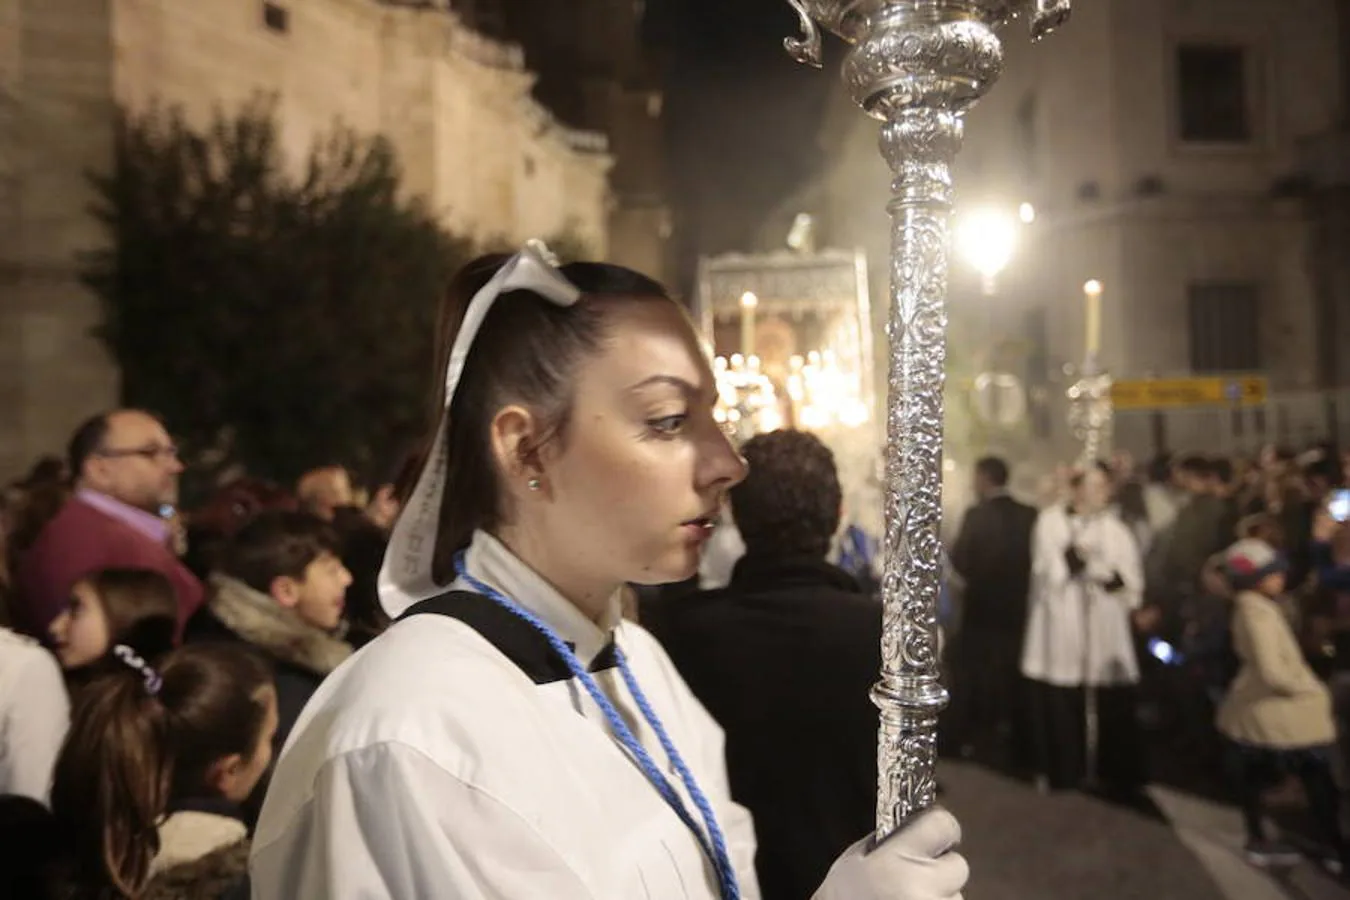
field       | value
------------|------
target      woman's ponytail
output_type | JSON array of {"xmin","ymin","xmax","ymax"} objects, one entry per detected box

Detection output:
[
  {"xmin": 47, "ymin": 642, "xmax": 273, "ymax": 898},
  {"xmin": 49, "ymin": 647, "xmax": 171, "ymax": 897}
]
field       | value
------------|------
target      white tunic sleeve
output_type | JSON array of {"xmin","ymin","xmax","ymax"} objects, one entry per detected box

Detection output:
[
  {"xmin": 249, "ymin": 742, "xmax": 595, "ymax": 899},
  {"xmin": 0, "ymin": 635, "xmax": 69, "ymax": 803}
]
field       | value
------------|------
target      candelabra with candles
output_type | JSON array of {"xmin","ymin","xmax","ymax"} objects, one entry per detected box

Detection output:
[
  {"xmin": 787, "ymin": 350, "xmax": 871, "ymax": 431},
  {"xmin": 713, "ymin": 348, "xmax": 870, "ymax": 438},
  {"xmin": 713, "ymin": 354, "xmax": 783, "ymax": 444},
  {"xmin": 780, "ymin": 0, "xmax": 1072, "ymax": 839}
]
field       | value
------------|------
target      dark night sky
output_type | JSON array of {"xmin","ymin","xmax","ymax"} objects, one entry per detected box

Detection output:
[{"xmin": 644, "ymin": 0, "xmax": 834, "ymax": 292}]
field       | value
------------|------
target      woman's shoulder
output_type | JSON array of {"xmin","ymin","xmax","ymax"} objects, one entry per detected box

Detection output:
[
  {"xmin": 1099, "ymin": 512, "xmax": 1139, "ymax": 542},
  {"xmin": 142, "ymin": 836, "xmax": 249, "ymax": 900},
  {"xmin": 1033, "ymin": 504, "xmax": 1068, "ymax": 531},
  {"xmin": 290, "ymin": 614, "xmax": 561, "ymax": 756},
  {"xmin": 0, "ymin": 628, "xmax": 62, "ymax": 689},
  {"xmin": 0, "ymin": 626, "xmax": 49, "ymax": 660},
  {"xmin": 1231, "ymin": 591, "xmax": 1287, "ymax": 624}
]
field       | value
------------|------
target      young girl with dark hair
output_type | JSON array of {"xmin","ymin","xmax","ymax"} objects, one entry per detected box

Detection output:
[
  {"xmin": 40, "ymin": 642, "xmax": 277, "ymax": 899},
  {"xmin": 48, "ymin": 567, "xmax": 179, "ymax": 675},
  {"xmin": 250, "ymin": 244, "xmax": 966, "ymax": 899}
]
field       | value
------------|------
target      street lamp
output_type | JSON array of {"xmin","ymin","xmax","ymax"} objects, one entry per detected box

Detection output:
[{"xmin": 956, "ymin": 207, "xmax": 1019, "ymax": 295}]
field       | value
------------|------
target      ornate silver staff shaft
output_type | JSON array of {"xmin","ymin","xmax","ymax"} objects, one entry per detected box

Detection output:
[{"xmin": 782, "ymin": 0, "xmax": 1071, "ymax": 839}]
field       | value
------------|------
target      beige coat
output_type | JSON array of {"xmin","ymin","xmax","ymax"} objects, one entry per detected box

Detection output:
[{"xmin": 1217, "ymin": 590, "xmax": 1336, "ymax": 749}]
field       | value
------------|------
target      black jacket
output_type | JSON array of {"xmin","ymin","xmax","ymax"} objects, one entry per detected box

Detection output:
[
  {"xmin": 183, "ymin": 576, "xmax": 352, "ymax": 826},
  {"xmin": 644, "ymin": 555, "xmax": 881, "ymax": 900},
  {"xmin": 951, "ymin": 494, "xmax": 1038, "ymax": 637},
  {"xmin": 183, "ymin": 607, "xmax": 324, "ymax": 753}
]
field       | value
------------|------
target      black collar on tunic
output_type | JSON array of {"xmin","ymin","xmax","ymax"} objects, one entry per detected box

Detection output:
[{"xmin": 397, "ymin": 590, "xmax": 618, "ymax": 685}]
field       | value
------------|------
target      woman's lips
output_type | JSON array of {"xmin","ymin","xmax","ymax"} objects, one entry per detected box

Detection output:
[{"xmin": 681, "ymin": 517, "xmax": 717, "ymax": 542}]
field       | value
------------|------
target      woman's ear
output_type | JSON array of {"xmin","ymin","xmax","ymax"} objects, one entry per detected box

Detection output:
[
  {"xmin": 205, "ymin": 753, "xmax": 245, "ymax": 797},
  {"xmin": 489, "ymin": 404, "xmax": 545, "ymax": 485}
]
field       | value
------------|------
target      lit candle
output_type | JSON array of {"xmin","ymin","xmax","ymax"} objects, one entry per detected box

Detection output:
[
  {"xmin": 1083, "ymin": 279, "xmax": 1103, "ymax": 361},
  {"xmin": 739, "ymin": 291, "xmax": 758, "ymax": 358}
]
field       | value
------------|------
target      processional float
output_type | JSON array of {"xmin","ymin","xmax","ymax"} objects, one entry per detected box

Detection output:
[{"xmin": 778, "ymin": 0, "xmax": 1071, "ymax": 839}]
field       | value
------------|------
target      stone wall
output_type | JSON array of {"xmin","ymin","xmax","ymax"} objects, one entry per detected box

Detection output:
[
  {"xmin": 109, "ymin": 0, "xmax": 611, "ymax": 249},
  {"xmin": 0, "ymin": 0, "xmax": 612, "ymax": 479},
  {"xmin": 0, "ymin": 0, "xmax": 121, "ymax": 478}
]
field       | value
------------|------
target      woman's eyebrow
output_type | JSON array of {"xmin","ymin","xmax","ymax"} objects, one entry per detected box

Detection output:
[{"xmin": 625, "ymin": 374, "xmax": 699, "ymax": 396}]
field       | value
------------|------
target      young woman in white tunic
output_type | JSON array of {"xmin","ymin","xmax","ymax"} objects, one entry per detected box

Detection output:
[
  {"xmin": 249, "ymin": 245, "xmax": 968, "ymax": 900},
  {"xmin": 1021, "ymin": 462, "xmax": 1146, "ymax": 796}
]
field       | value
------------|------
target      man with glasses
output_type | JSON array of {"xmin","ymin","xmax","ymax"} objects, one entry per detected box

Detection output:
[{"xmin": 14, "ymin": 409, "xmax": 204, "ymax": 641}]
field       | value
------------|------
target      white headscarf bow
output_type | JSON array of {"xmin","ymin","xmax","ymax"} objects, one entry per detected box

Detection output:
[{"xmin": 378, "ymin": 241, "xmax": 582, "ymax": 618}]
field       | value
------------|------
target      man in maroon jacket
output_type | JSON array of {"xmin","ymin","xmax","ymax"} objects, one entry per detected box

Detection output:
[{"xmin": 15, "ymin": 409, "xmax": 204, "ymax": 641}]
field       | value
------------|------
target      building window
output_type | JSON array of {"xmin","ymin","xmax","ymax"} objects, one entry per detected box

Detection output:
[
  {"xmin": 1176, "ymin": 44, "xmax": 1251, "ymax": 143},
  {"xmin": 263, "ymin": 2, "xmax": 289, "ymax": 34},
  {"xmin": 1188, "ymin": 282, "xmax": 1260, "ymax": 373}
]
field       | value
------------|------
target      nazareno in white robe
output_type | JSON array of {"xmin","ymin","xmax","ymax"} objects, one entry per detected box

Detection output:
[
  {"xmin": 249, "ymin": 530, "xmax": 762, "ymax": 899},
  {"xmin": 1020, "ymin": 505, "xmax": 1144, "ymax": 688}
]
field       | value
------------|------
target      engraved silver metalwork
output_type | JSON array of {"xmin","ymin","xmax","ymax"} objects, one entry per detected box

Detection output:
[
  {"xmin": 1068, "ymin": 362, "xmax": 1114, "ymax": 466},
  {"xmin": 782, "ymin": 0, "xmax": 1072, "ymax": 840}
]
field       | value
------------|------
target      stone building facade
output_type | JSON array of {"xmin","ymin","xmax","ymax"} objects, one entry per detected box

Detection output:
[
  {"xmin": 774, "ymin": 0, "xmax": 1344, "ymax": 463},
  {"xmin": 461, "ymin": 0, "xmax": 673, "ymax": 285},
  {"xmin": 0, "ymin": 0, "xmax": 614, "ymax": 478}
]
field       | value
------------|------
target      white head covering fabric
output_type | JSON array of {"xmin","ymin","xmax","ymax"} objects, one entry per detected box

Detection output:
[{"xmin": 378, "ymin": 242, "xmax": 582, "ymax": 619}]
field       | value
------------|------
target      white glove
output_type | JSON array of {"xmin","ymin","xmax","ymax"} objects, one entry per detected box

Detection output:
[{"xmin": 811, "ymin": 807, "xmax": 968, "ymax": 900}]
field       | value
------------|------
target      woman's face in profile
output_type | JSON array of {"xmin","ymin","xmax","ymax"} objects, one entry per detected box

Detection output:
[
  {"xmin": 49, "ymin": 580, "xmax": 111, "ymax": 670},
  {"xmin": 531, "ymin": 300, "xmax": 748, "ymax": 590}
]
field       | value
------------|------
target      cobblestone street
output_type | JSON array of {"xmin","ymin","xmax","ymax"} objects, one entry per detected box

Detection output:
[{"xmin": 941, "ymin": 762, "xmax": 1350, "ymax": 900}]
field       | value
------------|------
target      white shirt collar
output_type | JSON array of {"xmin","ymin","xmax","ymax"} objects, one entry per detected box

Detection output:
[{"xmin": 452, "ymin": 530, "xmax": 622, "ymax": 668}]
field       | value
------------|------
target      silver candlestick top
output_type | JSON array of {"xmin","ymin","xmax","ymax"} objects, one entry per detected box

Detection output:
[
  {"xmin": 782, "ymin": 0, "xmax": 1071, "ymax": 840},
  {"xmin": 1069, "ymin": 368, "xmax": 1114, "ymax": 466}
]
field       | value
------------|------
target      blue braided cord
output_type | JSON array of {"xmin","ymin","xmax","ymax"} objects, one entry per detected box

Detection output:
[
  {"xmin": 613, "ymin": 646, "xmax": 740, "ymax": 897},
  {"xmin": 453, "ymin": 554, "xmax": 740, "ymax": 899}
]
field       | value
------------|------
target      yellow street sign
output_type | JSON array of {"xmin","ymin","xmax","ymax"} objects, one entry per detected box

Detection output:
[{"xmin": 1110, "ymin": 376, "xmax": 1268, "ymax": 411}]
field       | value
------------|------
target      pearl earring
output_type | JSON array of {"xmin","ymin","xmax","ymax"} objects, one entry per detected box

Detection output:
[{"xmin": 527, "ymin": 477, "xmax": 542, "ymax": 492}]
